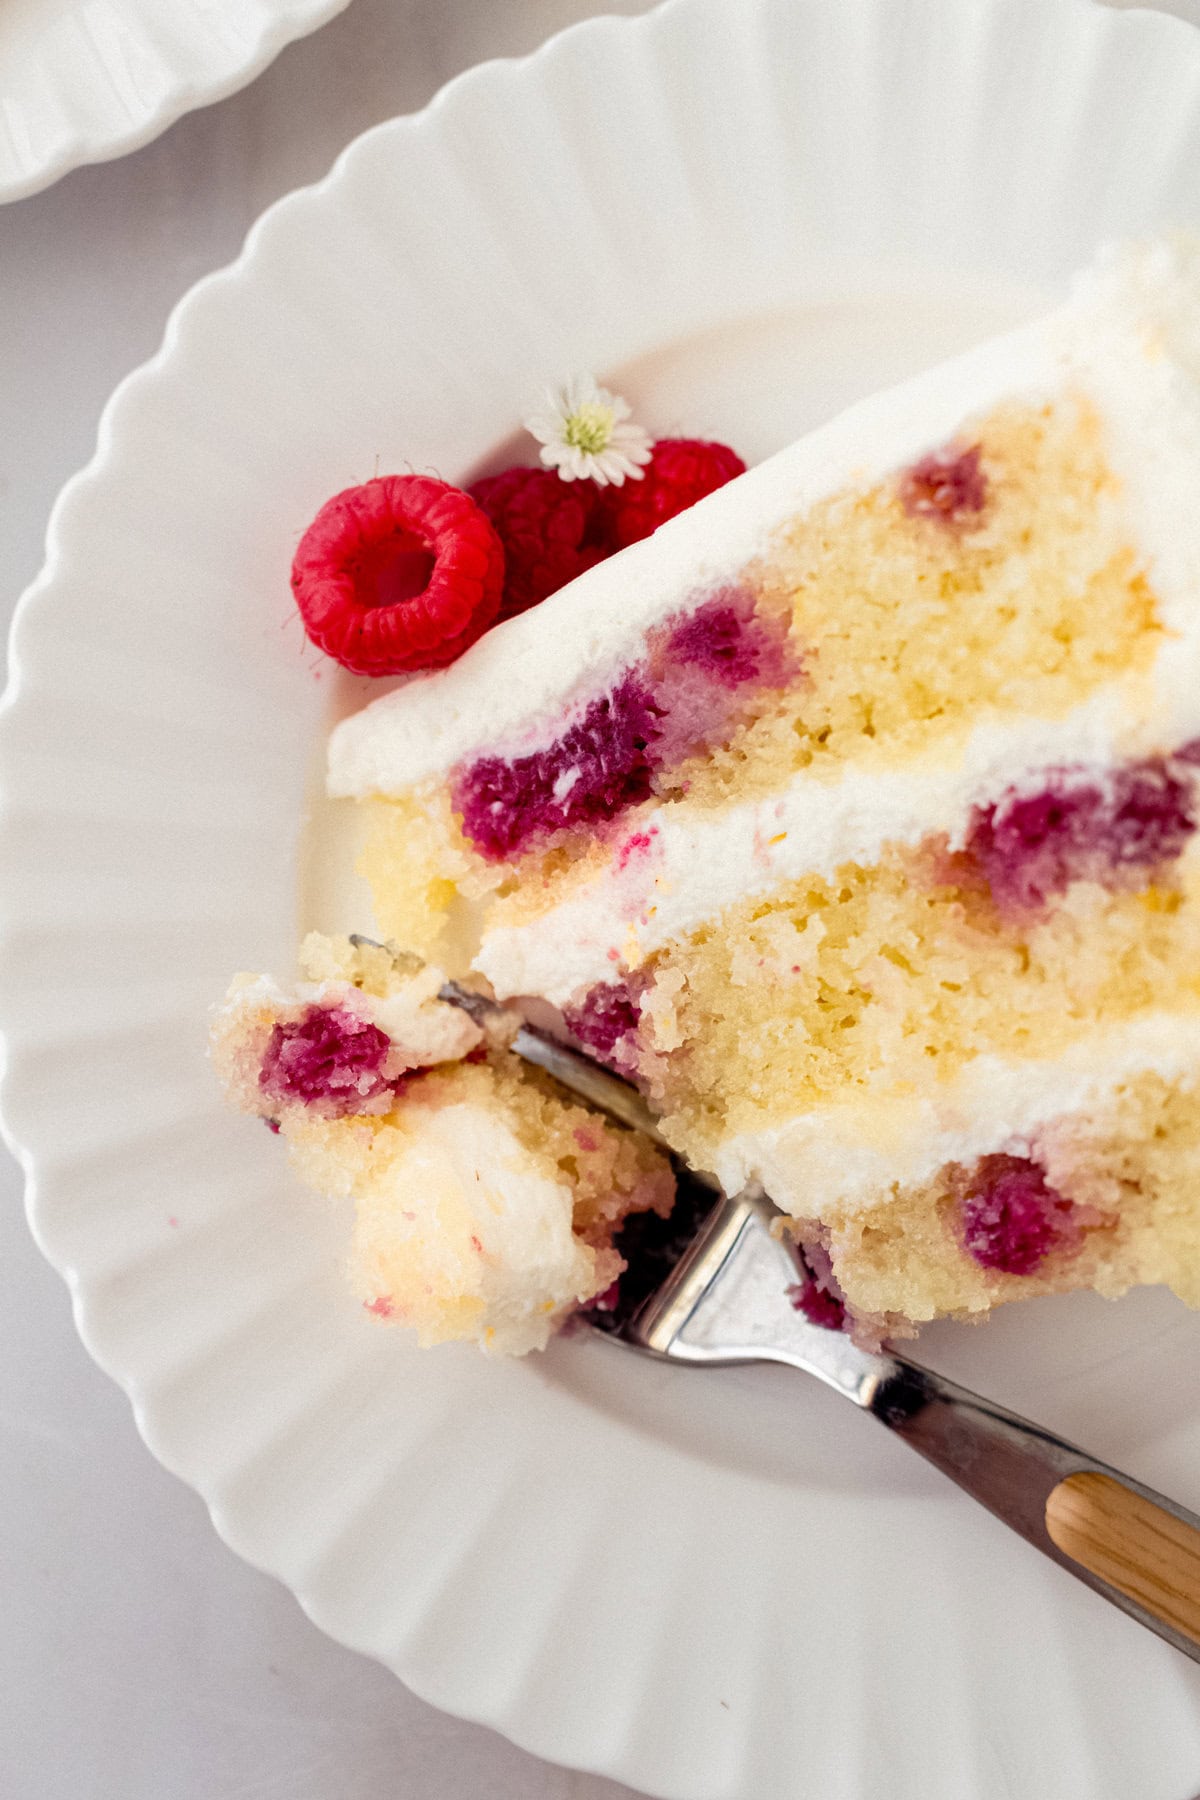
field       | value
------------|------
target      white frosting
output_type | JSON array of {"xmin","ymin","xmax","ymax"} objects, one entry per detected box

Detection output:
[
  {"xmin": 714, "ymin": 1013, "xmax": 1200, "ymax": 1217},
  {"xmin": 222, "ymin": 967, "xmax": 481, "ymax": 1067},
  {"xmin": 365, "ymin": 963, "xmax": 481, "ymax": 1065},
  {"xmin": 474, "ymin": 681, "xmax": 1200, "ymax": 1004},
  {"xmin": 459, "ymin": 237, "xmax": 1200, "ymax": 1000},
  {"xmin": 1068, "ymin": 236, "xmax": 1200, "ymax": 636},
  {"xmin": 320, "ymin": 239, "xmax": 1200, "ymax": 1245},
  {"xmin": 349, "ymin": 1100, "xmax": 597, "ymax": 1356},
  {"xmin": 327, "ymin": 319, "xmax": 1056, "ymax": 795},
  {"xmin": 328, "ymin": 238, "xmax": 1200, "ymax": 801}
]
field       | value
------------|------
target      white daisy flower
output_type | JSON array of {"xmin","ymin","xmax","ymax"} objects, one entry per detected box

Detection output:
[{"xmin": 524, "ymin": 374, "xmax": 653, "ymax": 487}]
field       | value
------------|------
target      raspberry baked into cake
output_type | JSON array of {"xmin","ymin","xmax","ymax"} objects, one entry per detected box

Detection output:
[
  {"xmin": 213, "ymin": 933, "xmax": 673, "ymax": 1352},
  {"xmin": 215, "ymin": 236, "xmax": 1200, "ymax": 1350}
]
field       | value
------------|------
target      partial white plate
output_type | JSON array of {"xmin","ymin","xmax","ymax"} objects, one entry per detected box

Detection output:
[
  {"xmin": 0, "ymin": 0, "xmax": 351, "ymax": 203},
  {"xmin": 4, "ymin": 1, "xmax": 1200, "ymax": 1796}
]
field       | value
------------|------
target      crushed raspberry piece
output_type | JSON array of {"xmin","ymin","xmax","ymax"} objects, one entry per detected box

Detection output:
[
  {"xmin": 967, "ymin": 756, "xmax": 1196, "ymax": 913},
  {"xmin": 666, "ymin": 597, "xmax": 762, "ymax": 687},
  {"xmin": 451, "ymin": 589, "xmax": 794, "ymax": 859},
  {"xmin": 959, "ymin": 1154, "xmax": 1075, "ymax": 1276},
  {"xmin": 788, "ymin": 1238, "xmax": 847, "ymax": 1331},
  {"xmin": 660, "ymin": 588, "xmax": 794, "ymax": 690},
  {"xmin": 469, "ymin": 466, "xmax": 606, "ymax": 619},
  {"xmin": 259, "ymin": 1004, "xmax": 391, "ymax": 1117},
  {"xmin": 365, "ymin": 1295, "xmax": 394, "ymax": 1318},
  {"xmin": 290, "ymin": 475, "xmax": 504, "ymax": 674},
  {"xmin": 452, "ymin": 674, "xmax": 663, "ymax": 859},
  {"xmin": 564, "ymin": 979, "xmax": 644, "ymax": 1064},
  {"xmin": 645, "ymin": 590, "xmax": 796, "ymax": 772},
  {"xmin": 789, "ymin": 1280, "xmax": 847, "ymax": 1331},
  {"xmin": 898, "ymin": 442, "xmax": 987, "ymax": 526},
  {"xmin": 586, "ymin": 1179, "xmax": 718, "ymax": 1335},
  {"xmin": 601, "ymin": 437, "xmax": 747, "ymax": 550}
]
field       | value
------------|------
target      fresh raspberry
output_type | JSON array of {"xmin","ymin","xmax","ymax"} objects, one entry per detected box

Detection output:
[
  {"xmin": 290, "ymin": 475, "xmax": 505, "ymax": 675},
  {"xmin": 600, "ymin": 438, "xmax": 746, "ymax": 550},
  {"xmin": 469, "ymin": 466, "xmax": 606, "ymax": 619}
]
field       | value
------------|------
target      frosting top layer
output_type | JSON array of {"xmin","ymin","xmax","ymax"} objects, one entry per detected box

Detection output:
[
  {"xmin": 326, "ymin": 330, "xmax": 1052, "ymax": 797},
  {"xmin": 328, "ymin": 237, "xmax": 1200, "ymax": 802}
]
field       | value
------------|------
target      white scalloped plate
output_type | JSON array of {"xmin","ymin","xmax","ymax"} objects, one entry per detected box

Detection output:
[
  {"xmin": 0, "ymin": 0, "xmax": 351, "ymax": 203},
  {"xmin": 5, "ymin": 1, "xmax": 1200, "ymax": 1795}
]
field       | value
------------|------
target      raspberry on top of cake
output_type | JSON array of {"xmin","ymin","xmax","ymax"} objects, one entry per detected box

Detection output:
[{"xmin": 309, "ymin": 234, "xmax": 1200, "ymax": 1345}]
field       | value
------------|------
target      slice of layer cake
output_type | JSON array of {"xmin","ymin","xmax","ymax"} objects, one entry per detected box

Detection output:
[
  {"xmin": 323, "ymin": 236, "xmax": 1200, "ymax": 1341},
  {"xmin": 212, "ymin": 934, "xmax": 672, "ymax": 1352}
]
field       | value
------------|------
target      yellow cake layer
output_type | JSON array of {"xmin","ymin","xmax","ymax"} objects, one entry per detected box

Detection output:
[
  {"xmin": 683, "ymin": 394, "xmax": 1161, "ymax": 806},
  {"xmin": 357, "ymin": 790, "xmax": 505, "ymax": 962},
  {"xmin": 282, "ymin": 1056, "xmax": 672, "ymax": 1336},
  {"xmin": 355, "ymin": 393, "xmax": 1165, "ymax": 966},
  {"xmin": 635, "ymin": 845, "xmax": 1200, "ymax": 1163},
  {"xmin": 809, "ymin": 1072, "xmax": 1200, "ymax": 1326},
  {"xmin": 281, "ymin": 1053, "xmax": 671, "ymax": 1248}
]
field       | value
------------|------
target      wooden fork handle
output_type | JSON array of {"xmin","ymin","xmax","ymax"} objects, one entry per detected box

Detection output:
[
  {"xmin": 629, "ymin": 1188, "xmax": 1200, "ymax": 1663},
  {"xmin": 1045, "ymin": 1472, "xmax": 1200, "ymax": 1647},
  {"xmin": 864, "ymin": 1354, "xmax": 1200, "ymax": 1662}
]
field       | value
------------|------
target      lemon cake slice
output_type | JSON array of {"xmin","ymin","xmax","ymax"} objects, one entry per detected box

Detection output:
[
  {"xmin": 212, "ymin": 934, "xmax": 672, "ymax": 1352},
  {"xmin": 324, "ymin": 236, "xmax": 1200, "ymax": 1340}
]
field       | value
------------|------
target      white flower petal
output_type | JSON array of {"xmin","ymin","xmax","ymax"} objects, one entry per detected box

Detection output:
[
  {"xmin": 561, "ymin": 447, "xmax": 592, "ymax": 481},
  {"xmin": 567, "ymin": 373, "xmax": 598, "ymax": 411},
  {"xmin": 600, "ymin": 456, "xmax": 629, "ymax": 485},
  {"xmin": 522, "ymin": 373, "xmax": 652, "ymax": 486},
  {"xmin": 523, "ymin": 417, "xmax": 558, "ymax": 448}
]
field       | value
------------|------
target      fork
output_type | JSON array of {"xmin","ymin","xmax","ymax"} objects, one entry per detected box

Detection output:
[{"xmin": 442, "ymin": 980, "xmax": 1200, "ymax": 1663}]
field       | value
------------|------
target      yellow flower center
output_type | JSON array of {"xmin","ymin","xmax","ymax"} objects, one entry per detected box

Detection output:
[{"xmin": 563, "ymin": 402, "xmax": 615, "ymax": 456}]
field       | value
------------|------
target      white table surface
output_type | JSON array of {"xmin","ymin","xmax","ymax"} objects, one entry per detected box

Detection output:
[{"xmin": 3, "ymin": 2, "xmax": 1200, "ymax": 1797}]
